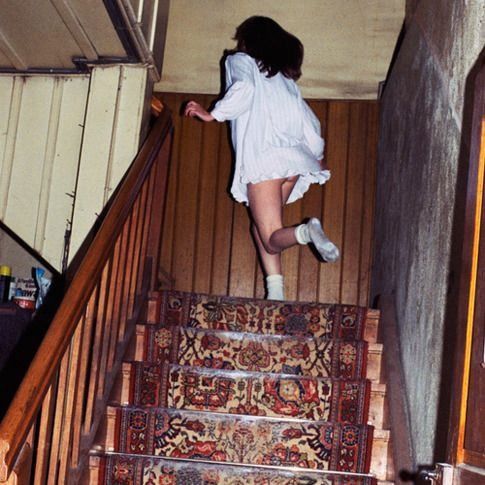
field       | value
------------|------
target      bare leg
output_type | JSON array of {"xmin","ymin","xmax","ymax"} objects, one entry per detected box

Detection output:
[{"xmin": 248, "ymin": 177, "xmax": 298, "ymax": 276}]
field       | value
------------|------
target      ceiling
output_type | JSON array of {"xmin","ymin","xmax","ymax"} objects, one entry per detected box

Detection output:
[
  {"xmin": 0, "ymin": 0, "xmax": 129, "ymax": 71},
  {"xmin": 155, "ymin": 0, "xmax": 405, "ymax": 99}
]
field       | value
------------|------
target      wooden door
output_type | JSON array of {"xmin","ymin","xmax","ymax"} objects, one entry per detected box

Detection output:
[{"xmin": 448, "ymin": 59, "xmax": 485, "ymax": 484}]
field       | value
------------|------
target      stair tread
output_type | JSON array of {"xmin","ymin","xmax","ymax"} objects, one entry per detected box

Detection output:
[
  {"xmin": 92, "ymin": 453, "xmax": 378, "ymax": 484},
  {"xmin": 154, "ymin": 290, "xmax": 376, "ymax": 341},
  {"xmin": 139, "ymin": 325, "xmax": 370, "ymax": 379},
  {"xmin": 107, "ymin": 406, "xmax": 374, "ymax": 473},
  {"xmin": 121, "ymin": 361, "xmax": 372, "ymax": 423}
]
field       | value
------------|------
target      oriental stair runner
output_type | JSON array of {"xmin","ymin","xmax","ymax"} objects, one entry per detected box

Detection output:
[{"xmin": 89, "ymin": 290, "xmax": 391, "ymax": 484}]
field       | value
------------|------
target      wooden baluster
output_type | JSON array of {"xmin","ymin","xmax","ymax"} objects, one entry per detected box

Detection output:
[
  {"xmin": 8, "ymin": 427, "xmax": 34, "ymax": 485},
  {"xmin": 96, "ymin": 256, "xmax": 117, "ymax": 400},
  {"xmin": 71, "ymin": 290, "xmax": 98, "ymax": 469},
  {"xmin": 106, "ymin": 220, "xmax": 131, "ymax": 373},
  {"xmin": 33, "ymin": 385, "xmax": 55, "ymax": 484},
  {"xmin": 118, "ymin": 198, "xmax": 140, "ymax": 338},
  {"xmin": 47, "ymin": 351, "xmax": 70, "ymax": 484},
  {"xmin": 57, "ymin": 321, "xmax": 83, "ymax": 481},
  {"xmin": 83, "ymin": 276, "xmax": 105, "ymax": 434},
  {"xmin": 136, "ymin": 166, "xmax": 156, "ymax": 304},
  {"xmin": 126, "ymin": 180, "xmax": 149, "ymax": 323}
]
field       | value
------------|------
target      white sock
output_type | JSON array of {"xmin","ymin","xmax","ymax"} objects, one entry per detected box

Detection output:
[
  {"xmin": 295, "ymin": 224, "xmax": 311, "ymax": 244},
  {"xmin": 306, "ymin": 217, "xmax": 340, "ymax": 262},
  {"xmin": 266, "ymin": 274, "xmax": 285, "ymax": 300}
]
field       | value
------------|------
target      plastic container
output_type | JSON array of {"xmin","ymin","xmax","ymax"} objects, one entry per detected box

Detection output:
[{"xmin": 0, "ymin": 265, "xmax": 12, "ymax": 303}]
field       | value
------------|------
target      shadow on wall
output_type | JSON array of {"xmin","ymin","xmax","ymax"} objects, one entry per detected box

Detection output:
[{"xmin": 434, "ymin": 46, "xmax": 485, "ymax": 463}]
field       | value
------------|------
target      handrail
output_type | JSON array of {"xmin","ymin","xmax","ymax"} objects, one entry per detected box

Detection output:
[{"xmin": 0, "ymin": 107, "xmax": 172, "ymax": 483}]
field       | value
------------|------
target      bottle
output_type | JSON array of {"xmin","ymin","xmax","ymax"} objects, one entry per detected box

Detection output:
[{"xmin": 0, "ymin": 265, "xmax": 12, "ymax": 303}]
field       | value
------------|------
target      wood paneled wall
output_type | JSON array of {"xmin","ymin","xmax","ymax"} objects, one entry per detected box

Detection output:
[{"xmin": 158, "ymin": 93, "xmax": 378, "ymax": 305}]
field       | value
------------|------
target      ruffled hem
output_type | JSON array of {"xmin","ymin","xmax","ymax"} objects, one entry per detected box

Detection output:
[{"xmin": 232, "ymin": 169, "xmax": 331, "ymax": 205}]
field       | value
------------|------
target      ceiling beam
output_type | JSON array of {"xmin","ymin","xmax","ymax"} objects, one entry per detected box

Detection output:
[
  {"xmin": 0, "ymin": 30, "xmax": 28, "ymax": 70},
  {"xmin": 49, "ymin": 0, "xmax": 99, "ymax": 61}
]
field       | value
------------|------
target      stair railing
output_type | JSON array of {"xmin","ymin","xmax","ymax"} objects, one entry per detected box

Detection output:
[{"xmin": 0, "ymin": 108, "xmax": 173, "ymax": 484}]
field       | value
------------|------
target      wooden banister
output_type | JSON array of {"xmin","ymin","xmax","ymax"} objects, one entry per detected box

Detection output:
[{"xmin": 0, "ymin": 108, "xmax": 173, "ymax": 483}]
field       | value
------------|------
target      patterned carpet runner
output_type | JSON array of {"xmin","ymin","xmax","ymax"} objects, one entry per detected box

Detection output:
[
  {"xmin": 126, "ymin": 363, "xmax": 371, "ymax": 422},
  {"xmin": 113, "ymin": 407, "xmax": 372, "ymax": 472},
  {"xmin": 94, "ymin": 290, "xmax": 377, "ymax": 484},
  {"xmin": 155, "ymin": 291, "xmax": 370, "ymax": 340},
  {"xmin": 96, "ymin": 455, "xmax": 377, "ymax": 484},
  {"xmin": 141, "ymin": 326, "xmax": 368, "ymax": 379}
]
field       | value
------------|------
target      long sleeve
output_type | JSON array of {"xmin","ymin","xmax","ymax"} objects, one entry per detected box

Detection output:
[
  {"xmin": 211, "ymin": 53, "xmax": 255, "ymax": 121},
  {"xmin": 302, "ymin": 99, "xmax": 325, "ymax": 160}
]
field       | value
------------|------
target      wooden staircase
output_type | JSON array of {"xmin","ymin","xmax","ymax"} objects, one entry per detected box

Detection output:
[{"xmin": 87, "ymin": 290, "xmax": 394, "ymax": 483}]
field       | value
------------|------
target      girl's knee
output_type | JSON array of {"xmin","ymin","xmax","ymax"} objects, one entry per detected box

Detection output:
[
  {"xmin": 264, "ymin": 242, "xmax": 280, "ymax": 255},
  {"xmin": 266, "ymin": 233, "xmax": 282, "ymax": 254}
]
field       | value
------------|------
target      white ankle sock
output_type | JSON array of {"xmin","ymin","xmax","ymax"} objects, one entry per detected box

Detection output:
[
  {"xmin": 295, "ymin": 224, "xmax": 311, "ymax": 244},
  {"xmin": 306, "ymin": 217, "xmax": 340, "ymax": 262},
  {"xmin": 266, "ymin": 274, "xmax": 285, "ymax": 301}
]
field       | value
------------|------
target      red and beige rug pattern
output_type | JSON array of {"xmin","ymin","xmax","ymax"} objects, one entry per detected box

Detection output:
[
  {"xmin": 141, "ymin": 326, "xmax": 368, "ymax": 380},
  {"xmin": 156, "ymin": 291, "xmax": 369, "ymax": 341},
  {"xmin": 94, "ymin": 290, "xmax": 378, "ymax": 483},
  {"xmin": 97, "ymin": 455, "xmax": 377, "ymax": 484},
  {"xmin": 113, "ymin": 408, "xmax": 373, "ymax": 473},
  {"xmin": 127, "ymin": 363, "xmax": 370, "ymax": 423}
]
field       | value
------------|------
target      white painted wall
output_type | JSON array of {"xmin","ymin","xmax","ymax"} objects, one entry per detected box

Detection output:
[
  {"xmin": 69, "ymin": 65, "xmax": 148, "ymax": 260},
  {"xmin": 0, "ymin": 75, "xmax": 89, "ymax": 270},
  {"xmin": 0, "ymin": 65, "xmax": 148, "ymax": 272}
]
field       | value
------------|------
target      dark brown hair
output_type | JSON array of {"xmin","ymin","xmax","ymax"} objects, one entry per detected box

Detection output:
[{"xmin": 234, "ymin": 16, "xmax": 303, "ymax": 80}]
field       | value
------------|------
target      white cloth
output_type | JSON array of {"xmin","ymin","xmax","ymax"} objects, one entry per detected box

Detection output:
[{"xmin": 211, "ymin": 52, "xmax": 330, "ymax": 205}]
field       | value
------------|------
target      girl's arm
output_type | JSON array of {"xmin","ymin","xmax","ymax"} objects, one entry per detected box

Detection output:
[
  {"xmin": 184, "ymin": 101, "xmax": 215, "ymax": 122},
  {"xmin": 184, "ymin": 54, "xmax": 254, "ymax": 123}
]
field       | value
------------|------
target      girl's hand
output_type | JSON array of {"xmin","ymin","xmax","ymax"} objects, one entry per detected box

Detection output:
[{"xmin": 184, "ymin": 101, "xmax": 215, "ymax": 122}]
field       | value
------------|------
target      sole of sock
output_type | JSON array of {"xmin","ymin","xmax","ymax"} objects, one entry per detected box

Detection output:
[{"xmin": 307, "ymin": 218, "xmax": 340, "ymax": 262}]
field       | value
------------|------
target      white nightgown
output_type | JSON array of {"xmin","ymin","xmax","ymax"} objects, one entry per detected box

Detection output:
[{"xmin": 210, "ymin": 52, "xmax": 330, "ymax": 205}]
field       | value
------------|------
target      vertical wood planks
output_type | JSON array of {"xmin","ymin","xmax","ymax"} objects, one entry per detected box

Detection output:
[
  {"xmin": 341, "ymin": 103, "xmax": 368, "ymax": 304},
  {"xmin": 103, "ymin": 66, "xmax": 147, "ymax": 204},
  {"xmin": 40, "ymin": 77, "xmax": 89, "ymax": 268},
  {"xmin": 209, "ymin": 126, "xmax": 234, "ymax": 295},
  {"xmin": 320, "ymin": 102, "xmax": 350, "ymax": 303},
  {"xmin": 193, "ymin": 106, "xmax": 221, "ymax": 293},
  {"xmin": 360, "ymin": 104, "xmax": 379, "ymax": 306},
  {"xmin": 228, "ymin": 202, "xmax": 256, "ymax": 297},
  {"xmin": 70, "ymin": 65, "xmax": 148, "ymax": 262},
  {"xmin": 0, "ymin": 74, "xmax": 89, "ymax": 270},
  {"xmin": 172, "ymin": 107, "xmax": 203, "ymax": 290},
  {"xmin": 0, "ymin": 68, "xmax": 147, "ymax": 272},
  {"xmin": 159, "ymin": 93, "xmax": 378, "ymax": 306}
]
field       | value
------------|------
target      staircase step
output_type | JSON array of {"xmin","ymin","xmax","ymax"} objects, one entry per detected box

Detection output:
[
  {"xmin": 90, "ymin": 454, "xmax": 378, "ymax": 484},
  {"xmin": 370, "ymin": 429, "xmax": 392, "ymax": 481},
  {"xmin": 148, "ymin": 290, "xmax": 379, "ymax": 342},
  {"xmin": 119, "ymin": 362, "xmax": 372, "ymax": 423},
  {"xmin": 135, "ymin": 325, "xmax": 372, "ymax": 379},
  {"xmin": 368, "ymin": 383, "xmax": 387, "ymax": 429},
  {"xmin": 103, "ymin": 407, "xmax": 374, "ymax": 474}
]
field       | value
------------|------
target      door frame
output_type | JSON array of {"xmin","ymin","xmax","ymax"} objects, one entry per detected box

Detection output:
[{"xmin": 447, "ymin": 55, "xmax": 485, "ymax": 478}]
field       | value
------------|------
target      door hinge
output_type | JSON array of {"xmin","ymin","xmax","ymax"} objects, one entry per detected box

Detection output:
[{"xmin": 419, "ymin": 463, "xmax": 454, "ymax": 485}]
